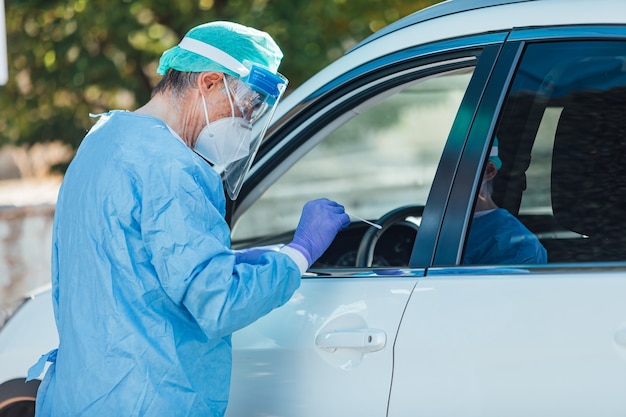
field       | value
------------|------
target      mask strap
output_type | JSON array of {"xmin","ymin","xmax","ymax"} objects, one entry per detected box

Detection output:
[
  {"xmin": 200, "ymin": 94, "xmax": 211, "ymax": 126},
  {"xmin": 200, "ymin": 94, "xmax": 217, "ymax": 140}
]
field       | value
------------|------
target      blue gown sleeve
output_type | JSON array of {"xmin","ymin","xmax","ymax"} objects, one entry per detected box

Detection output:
[{"xmin": 140, "ymin": 163, "xmax": 301, "ymax": 339}]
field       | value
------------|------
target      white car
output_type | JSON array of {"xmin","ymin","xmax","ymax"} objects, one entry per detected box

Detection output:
[{"xmin": 2, "ymin": 0, "xmax": 626, "ymax": 415}]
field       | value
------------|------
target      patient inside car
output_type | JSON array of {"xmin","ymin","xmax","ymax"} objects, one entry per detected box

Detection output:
[{"xmin": 463, "ymin": 140, "xmax": 547, "ymax": 265}]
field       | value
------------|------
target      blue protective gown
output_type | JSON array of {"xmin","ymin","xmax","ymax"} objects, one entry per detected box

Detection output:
[
  {"xmin": 30, "ymin": 111, "xmax": 302, "ymax": 417},
  {"xmin": 464, "ymin": 208, "xmax": 547, "ymax": 265}
]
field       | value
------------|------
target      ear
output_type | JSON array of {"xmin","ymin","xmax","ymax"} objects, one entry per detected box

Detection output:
[
  {"xmin": 483, "ymin": 161, "xmax": 498, "ymax": 181},
  {"xmin": 196, "ymin": 71, "xmax": 224, "ymax": 94}
]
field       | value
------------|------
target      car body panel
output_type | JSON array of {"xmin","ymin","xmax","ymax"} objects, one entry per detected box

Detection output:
[
  {"xmin": 0, "ymin": 288, "xmax": 56, "ymax": 383},
  {"xmin": 350, "ymin": 0, "xmax": 533, "ymax": 51},
  {"xmin": 227, "ymin": 274, "xmax": 421, "ymax": 416},
  {"xmin": 390, "ymin": 269, "xmax": 626, "ymax": 416}
]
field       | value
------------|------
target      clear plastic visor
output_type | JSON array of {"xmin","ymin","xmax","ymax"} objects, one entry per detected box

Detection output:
[
  {"xmin": 220, "ymin": 67, "xmax": 287, "ymax": 199},
  {"xmin": 223, "ymin": 94, "xmax": 285, "ymax": 200},
  {"xmin": 225, "ymin": 69, "xmax": 287, "ymax": 125},
  {"xmin": 176, "ymin": 37, "xmax": 288, "ymax": 199}
]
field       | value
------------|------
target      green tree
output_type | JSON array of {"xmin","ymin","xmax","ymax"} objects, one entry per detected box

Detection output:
[{"xmin": 0, "ymin": 0, "xmax": 442, "ymax": 171}]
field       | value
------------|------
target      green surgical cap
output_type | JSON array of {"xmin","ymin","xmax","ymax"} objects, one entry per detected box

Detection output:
[{"xmin": 157, "ymin": 21, "xmax": 283, "ymax": 77}]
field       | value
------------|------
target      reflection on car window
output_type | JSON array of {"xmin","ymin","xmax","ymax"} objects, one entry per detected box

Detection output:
[
  {"xmin": 233, "ymin": 68, "xmax": 474, "ymax": 268},
  {"xmin": 467, "ymin": 40, "xmax": 626, "ymax": 265}
]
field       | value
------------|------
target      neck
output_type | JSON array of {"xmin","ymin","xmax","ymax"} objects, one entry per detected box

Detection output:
[
  {"xmin": 475, "ymin": 182, "xmax": 498, "ymax": 212},
  {"xmin": 475, "ymin": 196, "xmax": 498, "ymax": 212},
  {"xmin": 135, "ymin": 93, "xmax": 197, "ymax": 147}
]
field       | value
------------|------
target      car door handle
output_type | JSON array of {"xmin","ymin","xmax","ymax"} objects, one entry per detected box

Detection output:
[{"xmin": 315, "ymin": 328, "xmax": 386, "ymax": 352}]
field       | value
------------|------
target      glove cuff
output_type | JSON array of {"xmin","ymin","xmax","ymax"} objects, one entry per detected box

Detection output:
[
  {"xmin": 285, "ymin": 242, "xmax": 312, "ymax": 265},
  {"xmin": 280, "ymin": 245, "xmax": 309, "ymax": 274}
]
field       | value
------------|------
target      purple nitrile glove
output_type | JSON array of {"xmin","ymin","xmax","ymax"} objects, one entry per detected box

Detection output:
[{"xmin": 287, "ymin": 198, "xmax": 351, "ymax": 265}]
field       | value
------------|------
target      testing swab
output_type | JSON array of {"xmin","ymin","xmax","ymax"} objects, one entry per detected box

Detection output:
[{"xmin": 347, "ymin": 212, "xmax": 382, "ymax": 229}]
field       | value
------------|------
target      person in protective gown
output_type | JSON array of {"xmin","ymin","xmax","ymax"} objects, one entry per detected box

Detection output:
[
  {"xmin": 464, "ymin": 139, "xmax": 547, "ymax": 265},
  {"xmin": 27, "ymin": 21, "xmax": 350, "ymax": 417}
]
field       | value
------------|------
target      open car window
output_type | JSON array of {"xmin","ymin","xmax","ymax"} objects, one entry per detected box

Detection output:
[{"xmin": 232, "ymin": 67, "xmax": 474, "ymax": 267}]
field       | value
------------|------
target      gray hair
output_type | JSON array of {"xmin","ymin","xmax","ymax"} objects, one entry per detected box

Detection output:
[{"xmin": 152, "ymin": 69, "xmax": 201, "ymax": 99}]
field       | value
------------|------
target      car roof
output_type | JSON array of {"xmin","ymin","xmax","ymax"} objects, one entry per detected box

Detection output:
[{"xmin": 349, "ymin": 0, "xmax": 535, "ymax": 53}]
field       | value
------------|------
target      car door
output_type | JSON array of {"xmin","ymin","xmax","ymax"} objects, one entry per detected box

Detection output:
[
  {"xmin": 224, "ymin": 36, "xmax": 504, "ymax": 417},
  {"xmin": 390, "ymin": 27, "xmax": 626, "ymax": 416}
]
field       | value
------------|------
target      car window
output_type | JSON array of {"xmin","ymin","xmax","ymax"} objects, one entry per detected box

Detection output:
[
  {"xmin": 232, "ymin": 68, "xmax": 474, "ymax": 267},
  {"xmin": 465, "ymin": 40, "xmax": 626, "ymax": 265}
]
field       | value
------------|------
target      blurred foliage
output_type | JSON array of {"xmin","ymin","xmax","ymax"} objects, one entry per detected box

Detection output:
[{"xmin": 0, "ymin": 0, "xmax": 442, "ymax": 161}]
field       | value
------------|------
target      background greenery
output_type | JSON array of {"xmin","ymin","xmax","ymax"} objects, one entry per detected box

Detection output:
[{"xmin": 0, "ymin": 0, "xmax": 442, "ymax": 171}]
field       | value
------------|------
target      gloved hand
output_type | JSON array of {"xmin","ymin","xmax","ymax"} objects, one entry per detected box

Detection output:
[{"xmin": 287, "ymin": 198, "xmax": 350, "ymax": 266}]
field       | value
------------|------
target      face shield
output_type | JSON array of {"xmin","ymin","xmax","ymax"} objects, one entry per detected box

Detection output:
[{"xmin": 178, "ymin": 37, "xmax": 288, "ymax": 199}]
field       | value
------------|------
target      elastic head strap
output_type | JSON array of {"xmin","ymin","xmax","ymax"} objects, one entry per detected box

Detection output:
[{"xmin": 178, "ymin": 37, "xmax": 249, "ymax": 77}]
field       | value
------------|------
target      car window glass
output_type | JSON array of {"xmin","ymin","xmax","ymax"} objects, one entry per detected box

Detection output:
[
  {"xmin": 232, "ymin": 68, "xmax": 474, "ymax": 268},
  {"xmin": 465, "ymin": 40, "xmax": 626, "ymax": 265}
]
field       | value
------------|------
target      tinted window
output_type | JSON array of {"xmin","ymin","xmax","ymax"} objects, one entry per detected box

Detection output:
[{"xmin": 465, "ymin": 40, "xmax": 626, "ymax": 265}]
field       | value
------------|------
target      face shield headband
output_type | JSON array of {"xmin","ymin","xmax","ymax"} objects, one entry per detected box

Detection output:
[{"xmin": 178, "ymin": 37, "xmax": 288, "ymax": 199}]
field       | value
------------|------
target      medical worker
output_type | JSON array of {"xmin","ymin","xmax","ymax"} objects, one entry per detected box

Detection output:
[
  {"xmin": 27, "ymin": 21, "xmax": 349, "ymax": 417},
  {"xmin": 464, "ymin": 139, "xmax": 547, "ymax": 265}
]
